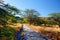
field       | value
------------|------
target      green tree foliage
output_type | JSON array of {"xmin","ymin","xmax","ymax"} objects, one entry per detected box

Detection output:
[
  {"xmin": 0, "ymin": 8, "xmax": 9, "ymax": 26},
  {"xmin": 32, "ymin": 17, "xmax": 45, "ymax": 25},
  {"xmin": 23, "ymin": 9, "xmax": 40, "ymax": 24},
  {"xmin": 44, "ymin": 19, "xmax": 57, "ymax": 27},
  {"xmin": 0, "ymin": 2, "xmax": 21, "ymax": 25},
  {"xmin": 49, "ymin": 12, "xmax": 60, "ymax": 27},
  {"xmin": 7, "ymin": 5, "xmax": 20, "ymax": 15}
]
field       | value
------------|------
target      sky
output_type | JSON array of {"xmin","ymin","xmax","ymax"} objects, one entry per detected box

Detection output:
[{"xmin": 4, "ymin": 0, "xmax": 60, "ymax": 17}]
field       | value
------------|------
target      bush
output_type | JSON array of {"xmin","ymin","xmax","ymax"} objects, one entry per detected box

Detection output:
[
  {"xmin": 44, "ymin": 20, "xmax": 57, "ymax": 27},
  {"xmin": 0, "ymin": 26, "xmax": 16, "ymax": 40}
]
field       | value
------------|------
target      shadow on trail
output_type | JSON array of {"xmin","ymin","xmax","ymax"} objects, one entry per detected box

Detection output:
[{"xmin": 15, "ymin": 28, "xmax": 23, "ymax": 40}]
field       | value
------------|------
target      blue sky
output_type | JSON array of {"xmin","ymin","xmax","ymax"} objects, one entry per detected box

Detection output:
[{"xmin": 4, "ymin": 0, "xmax": 60, "ymax": 17}]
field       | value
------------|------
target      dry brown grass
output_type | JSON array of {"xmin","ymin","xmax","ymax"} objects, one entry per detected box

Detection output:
[
  {"xmin": 6, "ymin": 23, "xmax": 23, "ymax": 31},
  {"xmin": 27, "ymin": 24, "xmax": 60, "ymax": 40}
]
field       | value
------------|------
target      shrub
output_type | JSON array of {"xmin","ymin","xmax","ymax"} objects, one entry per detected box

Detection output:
[{"xmin": 0, "ymin": 26, "xmax": 16, "ymax": 40}]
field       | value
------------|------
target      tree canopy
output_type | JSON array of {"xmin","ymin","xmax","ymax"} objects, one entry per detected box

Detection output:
[
  {"xmin": 49, "ymin": 12, "xmax": 60, "ymax": 27},
  {"xmin": 23, "ymin": 9, "xmax": 40, "ymax": 24}
]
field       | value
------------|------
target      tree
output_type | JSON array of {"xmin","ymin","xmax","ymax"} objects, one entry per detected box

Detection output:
[
  {"xmin": 7, "ymin": 5, "xmax": 20, "ymax": 15},
  {"xmin": 0, "ymin": 2, "xmax": 20, "ymax": 15},
  {"xmin": 0, "ymin": 2, "xmax": 17, "ymax": 40},
  {"xmin": 0, "ymin": 2, "xmax": 21, "ymax": 24},
  {"xmin": 0, "ymin": 8, "xmax": 9, "ymax": 26},
  {"xmin": 49, "ymin": 12, "xmax": 60, "ymax": 27},
  {"xmin": 23, "ymin": 9, "xmax": 40, "ymax": 24}
]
